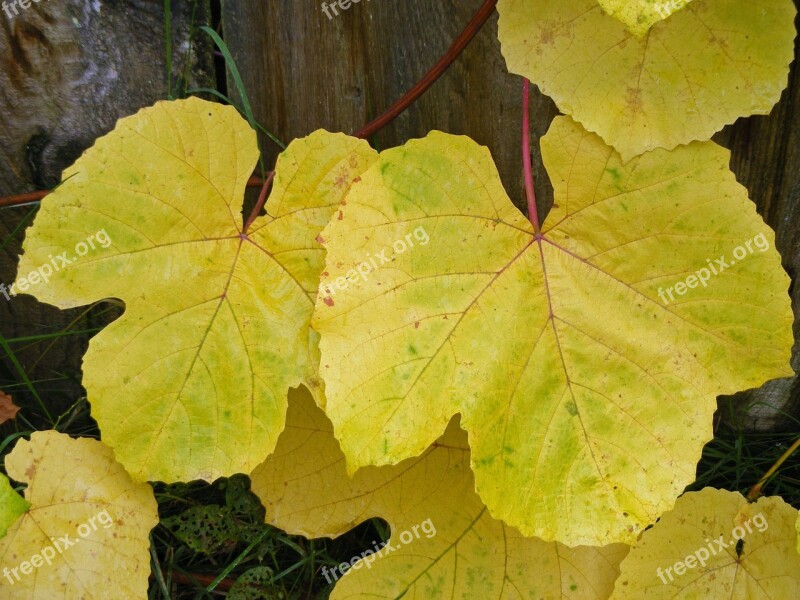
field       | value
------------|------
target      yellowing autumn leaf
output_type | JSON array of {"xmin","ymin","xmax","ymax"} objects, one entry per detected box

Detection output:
[
  {"xmin": 796, "ymin": 511, "xmax": 800, "ymax": 555},
  {"xmin": 0, "ymin": 474, "xmax": 28, "ymax": 539},
  {"xmin": 597, "ymin": 0, "xmax": 694, "ymax": 36},
  {"xmin": 14, "ymin": 98, "xmax": 377, "ymax": 481},
  {"xmin": 251, "ymin": 386, "xmax": 628, "ymax": 598},
  {"xmin": 0, "ymin": 431, "xmax": 157, "ymax": 599},
  {"xmin": 610, "ymin": 488, "xmax": 800, "ymax": 598},
  {"xmin": 312, "ymin": 118, "xmax": 793, "ymax": 546},
  {"xmin": 497, "ymin": 0, "xmax": 796, "ymax": 160}
]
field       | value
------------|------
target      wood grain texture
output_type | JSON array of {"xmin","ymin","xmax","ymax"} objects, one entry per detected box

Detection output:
[
  {"xmin": 220, "ymin": 0, "xmax": 558, "ymax": 213},
  {"xmin": 222, "ymin": 0, "xmax": 800, "ymax": 430}
]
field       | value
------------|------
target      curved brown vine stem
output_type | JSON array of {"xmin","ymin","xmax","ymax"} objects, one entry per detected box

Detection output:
[
  {"xmin": 353, "ymin": 0, "xmax": 498, "ymax": 139},
  {"xmin": 243, "ymin": 170, "xmax": 275, "ymax": 233},
  {"xmin": 0, "ymin": 176, "xmax": 268, "ymax": 210},
  {"xmin": 746, "ymin": 434, "xmax": 800, "ymax": 501},
  {"xmin": 522, "ymin": 78, "xmax": 540, "ymax": 235},
  {"xmin": 0, "ymin": 190, "xmax": 48, "ymax": 208}
]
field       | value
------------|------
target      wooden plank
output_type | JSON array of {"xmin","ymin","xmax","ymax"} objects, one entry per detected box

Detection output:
[{"xmin": 221, "ymin": 0, "xmax": 558, "ymax": 211}]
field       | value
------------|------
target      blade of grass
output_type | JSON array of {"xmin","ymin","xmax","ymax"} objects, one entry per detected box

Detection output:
[
  {"xmin": 0, "ymin": 432, "xmax": 32, "ymax": 455},
  {"xmin": 205, "ymin": 527, "xmax": 271, "ymax": 593},
  {"xmin": 0, "ymin": 331, "xmax": 52, "ymax": 424},
  {"xmin": 187, "ymin": 87, "xmax": 286, "ymax": 149},
  {"xmin": 199, "ymin": 26, "xmax": 265, "ymax": 176},
  {"xmin": 26, "ymin": 302, "xmax": 110, "ymax": 372},
  {"xmin": 150, "ymin": 532, "xmax": 172, "ymax": 599},
  {"xmin": 0, "ymin": 206, "xmax": 37, "ymax": 252},
  {"xmin": 748, "ymin": 435, "xmax": 800, "ymax": 500},
  {"xmin": 6, "ymin": 328, "xmax": 104, "ymax": 345}
]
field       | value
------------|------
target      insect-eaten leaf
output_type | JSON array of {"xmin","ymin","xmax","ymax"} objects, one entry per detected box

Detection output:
[
  {"xmin": 610, "ymin": 488, "xmax": 800, "ymax": 599},
  {"xmin": 227, "ymin": 567, "xmax": 285, "ymax": 600},
  {"xmin": 251, "ymin": 386, "xmax": 629, "ymax": 598},
  {"xmin": 14, "ymin": 98, "xmax": 377, "ymax": 482},
  {"xmin": 497, "ymin": 0, "xmax": 796, "ymax": 160},
  {"xmin": 0, "ymin": 431, "xmax": 158, "ymax": 599},
  {"xmin": 312, "ymin": 118, "xmax": 793, "ymax": 545},
  {"xmin": 162, "ymin": 475, "xmax": 267, "ymax": 555}
]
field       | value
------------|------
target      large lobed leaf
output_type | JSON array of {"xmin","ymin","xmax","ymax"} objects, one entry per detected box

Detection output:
[
  {"xmin": 497, "ymin": 0, "xmax": 796, "ymax": 160},
  {"xmin": 251, "ymin": 386, "xmax": 628, "ymax": 598},
  {"xmin": 312, "ymin": 117, "xmax": 793, "ymax": 545},
  {"xmin": 0, "ymin": 432, "xmax": 158, "ymax": 599},
  {"xmin": 14, "ymin": 98, "xmax": 377, "ymax": 482},
  {"xmin": 610, "ymin": 488, "xmax": 800, "ymax": 599}
]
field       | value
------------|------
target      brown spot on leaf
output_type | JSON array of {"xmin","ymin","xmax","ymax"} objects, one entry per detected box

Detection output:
[
  {"xmin": 333, "ymin": 167, "xmax": 351, "ymax": 189},
  {"xmin": 625, "ymin": 86, "xmax": 643, "ymax": 113}
]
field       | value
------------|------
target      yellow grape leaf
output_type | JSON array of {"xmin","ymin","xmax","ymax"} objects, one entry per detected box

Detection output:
[
  {"xmin": 497, "ymin": 0, "xmax": 796, "ymax": 160},
  {"xmin": 14, "ymin": 98, "xmax": 377, "ymax": 482},
  {"xmin": 0, "ymin": 431, "xmax": 157, "ymax": 599},
  {"xmin": 597, "ymin": 0, "xmax": 694, "ymax": 36},
  {"xmin": 0, "ymin": 474, "xmax": 28, "ymax": 539},
  {"xmin": 251, "ymin": 386, "xmax": 629, "ymax": 598},
  {"xmin": 312, "ymin": 119, "xmax": 793, "ymax": 545},
  {"xmin": 796, "ymin": 511, "xmax": 800, "ymax": 556},
  {"xmin": 610, "ymin": 488, "xmax": 800, "ymax": 599}
]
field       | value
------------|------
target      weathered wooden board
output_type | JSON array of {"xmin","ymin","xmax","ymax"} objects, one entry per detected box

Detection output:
[
  {"xmin": 220, "ymin": 0, "xmax": 559, "ymax": 210},
  {"xmin": 222, "ymin": 0, "xmax": 800, "ymax": 430}
]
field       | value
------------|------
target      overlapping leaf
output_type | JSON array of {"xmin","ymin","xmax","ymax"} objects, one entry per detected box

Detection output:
[
  {"xmin": 0, "ymin": 474, "xmax": 28, "ymax": 539},
  {"xmin": 0, "ymin": 432, "xmax": 158, "ymax": 599},
  {"xmin": 610, "ymin": 488, "xmax": 800, "ymax": 598},
  {"xmin": 312, "ymin": 118, "xmax": 793, "ymax": 545},
  {"xmin": 597, "ymin": 0, "xmax": 694, "ymax": 36},
  {"xmin": 251, "ymin": 386, "xmax": 628, "ymax": 598},
  {"xmin": 14, "ymin": 98, "xmax": 377, "ymax": 481},
  {"xmin": 497, "ymin": 0, "xmax": 796, "ymax": 160}
]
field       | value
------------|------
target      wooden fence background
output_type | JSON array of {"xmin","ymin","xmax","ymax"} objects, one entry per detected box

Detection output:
[{"xmin": 1, "ymin": 0, "xmax": 798, "ymax": 429}]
